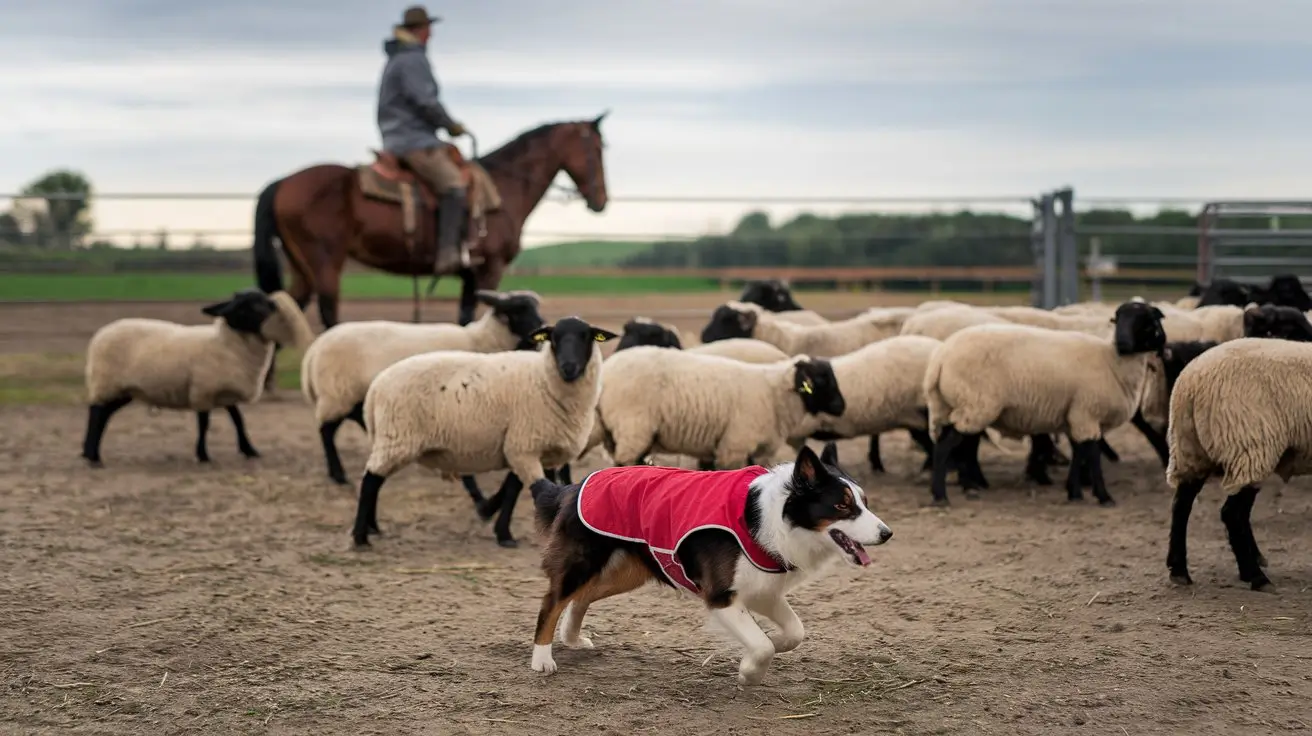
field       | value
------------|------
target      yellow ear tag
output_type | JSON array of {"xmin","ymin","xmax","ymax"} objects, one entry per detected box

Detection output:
[
  {"xmin": 594, "ymin": 333, "xmax": 606, "ymax": 342},
  {"xmin": 800, "ymin": 380, "xmax": 813, "ymax": 395},
  {"xmin": 533, "ymin": 332, "xmax": 549, "ymax": 342}
]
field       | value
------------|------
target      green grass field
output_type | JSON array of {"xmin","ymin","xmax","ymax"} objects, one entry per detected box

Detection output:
[
  {"xmin": 0, "ymin": 271, "xmax": 721, "ymax": 301},
  {"xmin": 513, "ymin": 240, "xmax": 655, "ymax": 269}
]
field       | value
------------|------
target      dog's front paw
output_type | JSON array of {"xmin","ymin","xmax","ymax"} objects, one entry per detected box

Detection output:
[
  {"xmin": 736, "ymin": 651, "xmax": 774, "ymax": 686},
  {"xmin": 769, "ymin": 630, "xmax": 803, "ymax": 653},
  {"xmin": 531, "ymin": 644, "xmax": 557, "ymax": 674},
  {"xmin": 563, "ymin": 635, "xmax": 594, "ymax": 649}
]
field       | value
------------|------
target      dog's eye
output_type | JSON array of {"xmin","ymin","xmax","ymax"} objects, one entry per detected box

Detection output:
[{"xmin": 834, "ymin": 502, "xmax": 849, "ymax": 512}]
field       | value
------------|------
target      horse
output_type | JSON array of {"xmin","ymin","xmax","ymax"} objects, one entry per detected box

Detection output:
[{"xmin": 249, "ymin": 113, "xmax": 610, "ymax": 383}]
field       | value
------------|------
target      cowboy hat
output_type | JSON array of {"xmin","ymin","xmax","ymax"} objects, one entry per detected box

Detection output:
[{"xmin": 396, "ymin": 5, "xmax": 441, "ymax": 28}]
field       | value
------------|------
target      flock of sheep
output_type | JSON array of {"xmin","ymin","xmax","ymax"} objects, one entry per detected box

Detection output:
[{"xmin": 78, "ymin": 273, "xmax": 1312, "ymax": 593}]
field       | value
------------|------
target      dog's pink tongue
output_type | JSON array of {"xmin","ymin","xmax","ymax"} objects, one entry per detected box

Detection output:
[{"xmin": 853, "ymin": 542, "xmax": 871, "ymax": 566}]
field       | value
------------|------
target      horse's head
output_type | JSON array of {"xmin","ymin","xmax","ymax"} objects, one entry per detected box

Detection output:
[{"xmin": 560, "ymin": 112, "xmax": 609, "ymax": 213}]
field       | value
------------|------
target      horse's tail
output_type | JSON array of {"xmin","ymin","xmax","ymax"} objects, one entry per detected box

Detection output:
[{"xmin": 253, "ymin": 178, "xmax": 284, "ymax": 293}]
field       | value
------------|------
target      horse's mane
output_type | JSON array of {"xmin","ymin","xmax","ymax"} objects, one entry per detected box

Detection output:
[{"xmin": 478, "ymin": 120, "xmax": 584, "ymax": 165}]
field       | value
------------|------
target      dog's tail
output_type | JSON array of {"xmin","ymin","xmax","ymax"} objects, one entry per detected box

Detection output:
[{"xmin": 531, "ymin": 477, "xmax": 566, "ymax": 529}]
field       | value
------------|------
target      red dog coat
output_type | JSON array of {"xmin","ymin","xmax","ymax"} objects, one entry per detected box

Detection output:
[{"xmin": 576, "ymin": 464, "xmax": 788, "ymax": 595}]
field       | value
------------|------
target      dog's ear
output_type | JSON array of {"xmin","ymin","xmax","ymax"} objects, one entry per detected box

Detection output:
[
  {"xmin": 792, "ymin": 444, "xmax": 822, "ymax": 486},
  {"xmin": 820, "ymin": 441, "xmax": 840, "ymax": 468}
]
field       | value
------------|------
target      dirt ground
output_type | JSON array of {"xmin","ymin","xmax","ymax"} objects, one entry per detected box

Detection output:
[{"xmin": 2, "ymin": 294, "xmax": 1310, "ymax": 735}]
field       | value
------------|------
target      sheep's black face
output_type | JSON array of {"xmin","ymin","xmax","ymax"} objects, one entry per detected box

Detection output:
[
  {"xmin": 1197, "ymin": 278, "xmax": 1252, "ymax": 308},
  {"xmin": 1112, "ymin": 302, "xmax": 1166, "ymax": 355},
  {"xmin": 1243, "ymin": 304, "xmax": 1312, "ymax": 341},
  {"xmin": 740, "ymin": 280, "xmax": 802, "ymax": 312},
  {"xmin": 700, "ymin": 305, "xmax": 756, "ymax": 343},
  {"xmin": 477, "ymin": 290, "xmax": 545, "ymax": 350},
  {"xmin": 1266, "ymin": 274, "xmax": 1312, "ymax": 311},
  {"xmin": 201, "ymin": 289, "xmax": 276, "ymax": 335},
  {"xmin": 529, "ymin": 316, "xmax": 617, "ymax": 383},
  {"xmin": 795, "ymin": 358, "xmax": 845, "ymax": 416},
  {"xmin": 616, "ymin": 319, "xmax": 682, "ymax": 351}
]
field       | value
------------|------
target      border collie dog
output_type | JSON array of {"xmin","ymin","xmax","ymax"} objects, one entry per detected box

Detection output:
[{"xmin": 527, "ymin": 443, "xmax": 893, "ymax": 685}]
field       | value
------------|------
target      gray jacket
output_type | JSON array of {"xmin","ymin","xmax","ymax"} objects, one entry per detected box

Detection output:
[{"xmin": 376, "ymin": 37, "xmax": 458, "ymax": 155}]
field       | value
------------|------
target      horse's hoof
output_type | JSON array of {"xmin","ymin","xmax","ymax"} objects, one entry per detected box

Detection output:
[
  {"xmin": 1169, "ymin": 572, "xmax": 1193, "ymax": 586},
  {"xmin": 497, "ymin": 538, "xmax": 519, "ymax": 549},
  {"xmin": 1098, "ymin": 498, "xmax": 1117, "ymax": 508}
]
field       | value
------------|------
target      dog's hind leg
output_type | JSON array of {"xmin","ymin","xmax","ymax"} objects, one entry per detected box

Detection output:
[{"xmin": 561, "ymin": 552, "xmax": 650, "ymax": 649}]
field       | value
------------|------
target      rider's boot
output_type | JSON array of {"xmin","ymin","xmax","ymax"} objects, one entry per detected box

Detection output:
[{"xmin": 434, "ymin": 187, "xmax": 467, "ymax": 273}]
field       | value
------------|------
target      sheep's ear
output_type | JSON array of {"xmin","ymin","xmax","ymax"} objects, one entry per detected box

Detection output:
[
  {"xmin": 590, "ymin": 327, "xmax": 619, "ymax": 343},
  {"xmin": 529, "ymin": 326, "xmax": 553, "ymax": 344},
  {"xmin": 665, "ymin": 330, "xmax": 683, "ymax": 349},
  {"xmin": 201, "ymin": 299, "xmax": 232, "ymax": 317},
  {"xmin": 820, "ymin": 441, "xmax": 840, "ymax": 467},
  {"xmin": 475, "ymin": 290, "xmax": 502, "ymax": 307},
  {"xmin": 737, "ymin": 309, "xmax": 757, "ymax": 332},
  {"xmin": 1150, "ymin": 307, "xmax": 1164, "ymax": 319}
]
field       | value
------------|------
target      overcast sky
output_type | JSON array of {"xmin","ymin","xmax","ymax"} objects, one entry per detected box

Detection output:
[{"xmin": 2, "ymin": 0, "xmax": 1310, "ymax": 247}]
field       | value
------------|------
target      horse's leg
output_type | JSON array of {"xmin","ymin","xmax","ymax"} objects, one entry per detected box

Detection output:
[
  {"xmin": 457, "ymin": 268, "xmax": 478, "ymax": 326},
  {"xmin": 315, "ymin": 254, "xmax": 346, "ymax": 330}
]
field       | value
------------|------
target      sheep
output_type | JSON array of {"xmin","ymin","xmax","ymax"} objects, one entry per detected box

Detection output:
[
  {"xmin": 81, "ymin": 289, "xmax": 315, "ymax": 466},
  {"xmin": 804, "ymin": 335, "xmax": 941, "ymax": 475},
  {"xmin": 922, "ymin": 301, "xmax": 1167, "ymax": 506},
  {"xmin": 983, "ymin": 306, "xmax": 1114, "ymax": 336},
  {"xmin": 1242, "ymin": 304, "xmax": 1312, "ymax": 342},
  {"xmin": 1164, "ymin": 338, "xmax": 1312, "ymax": 591},
  {"xmin": 700, "ymin": 301, "xmax": 907, "ymax": 356},
  {"xmin": 596, "ymin": 346, "xmax": 846, "ymax": 470},
  {"xmin": 614, "ymin": 316, "xmax": 683, "ymax": 351},
  {"xmin": 899, "ymin": 305, "xmax": 1008, "ymax": 341},
  {"xmin": 738, "ymin": 278, "xmax": 805, "ymax": 312},
  {"xmin": 351, "ymin": 316, "xmax": 618, "ymax": 549},
  {"xmin": 300, "ymin": 289, "xmax": 545, "ymax": 487}
]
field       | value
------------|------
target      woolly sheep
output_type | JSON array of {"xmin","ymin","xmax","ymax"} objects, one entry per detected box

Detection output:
[
  {"xmin": 1164, "ymin": 338, "xmax": 1312, "ymax": 591},
  {"xmin": 738, "ymin": 278, "xmax": 806, "ymax": 312},
  {"xmin": 899, "ymin": 305, "xmax": 1008, "ymax": 341},
  {"xmin": 701, "ymin": 301, "xmax": 907, "ymax": 356},
  {"xmin": 806, "ymin": 335, "xmax": 941, "ymax": 474},
  {"xmin": 352, "ymin": 316, "xmax": 618, "ymax": 549},
  {"xmin": 922, "ymin": 301, "xmax": 1167, "ymax": 506},
  {"xmin": 596, "ymin": 346, "xmax": 845, "ymax": 470},
  {"xmin": 81, "ymin": 289, "xmax": 315, "ymax": 466},
  {"xmin": 1242, "ymin": 304, "xmax": 1312, "ymax": 342},
  {"xmin": 300, "ymin": 289, "xmax": 545, "ymax": 486}
]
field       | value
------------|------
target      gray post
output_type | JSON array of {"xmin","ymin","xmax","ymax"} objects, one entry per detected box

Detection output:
[
  {"xmin": 1056, "ymin": 188, "xmax": 1078, "ymax": 305},
  {"xmin": 1041, "ymin": 193, "xmax": 1058, "ymax": 309}
]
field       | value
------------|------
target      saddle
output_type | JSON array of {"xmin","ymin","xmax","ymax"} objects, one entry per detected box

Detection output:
[{"xmin": 355, "ymin": 147, "xmax": 498, "ymax": 266}]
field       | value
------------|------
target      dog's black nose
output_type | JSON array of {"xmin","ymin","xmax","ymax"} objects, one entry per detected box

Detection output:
[{"xmin": 879, "ymin": 526, "xmax": 893, "ymax": 542}]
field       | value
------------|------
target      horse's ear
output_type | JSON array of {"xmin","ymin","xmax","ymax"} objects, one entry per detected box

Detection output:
[{"xmin": 591, "ymin": 110, "xmax": 609, "ymax": 131}]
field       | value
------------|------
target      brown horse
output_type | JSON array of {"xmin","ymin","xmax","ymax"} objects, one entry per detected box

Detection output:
[{"xmin": 251, "ymin": 114, "xmax": 610, "ymax": 335}]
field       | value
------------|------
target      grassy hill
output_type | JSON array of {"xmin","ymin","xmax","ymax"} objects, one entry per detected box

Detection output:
[{"xmin": 512, "ymin": 240, "xmax": 656, "ymax": 270}]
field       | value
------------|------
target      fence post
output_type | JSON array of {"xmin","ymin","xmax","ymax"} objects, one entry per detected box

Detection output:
[
  {"xmin": 1056, "ymin": 187, "xmax": 1077, "ymax": 305},
  {"xmin": 1089, "ymin": 237, "xmax": 1102, "ymax": 302},
  {"xmin": 1031, "ymin": 193, "xmax": 1058, "ymax": 309}
]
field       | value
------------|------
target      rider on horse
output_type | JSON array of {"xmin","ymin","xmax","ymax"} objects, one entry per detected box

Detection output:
[{"xmin": 377, "ymin": 5, "xmax": 474, "ymax": 274}]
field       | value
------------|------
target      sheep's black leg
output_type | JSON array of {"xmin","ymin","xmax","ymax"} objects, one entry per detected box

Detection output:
[
  {"xmin": 954, "ymin": 433, "xmax": 988, "ymax": 494},
  {"xmin": 81, "ymin": 396, "xmax": 132, "ymax": 466},
  {"xmin": 226, "ymin": 405, "xmax": 259, "ymax": 458},
  {"xmin": 1046, "ymin": 435, "xmax": 1071, "ymax": 466},
  {"xmin": 461, "ymin": 475, "xmax": 487, "ymax": 506},
  {"xmin": 1220, "ymin": 485, "xmax": 1271, "ymax": 590},
  {"xmin": 319, "ymin": 418, "xmax": 349, "ymax": 484},
  {"xmin": 493, "ymin": 473, "xmax": 525, "ymax": 548},
  {"xmin": 195, "ymin": 411, "xmax": 211, "ymax": 463},
  {"xmin": 544, "ymin": 468, "xmax": 558, "ymax": 483},
  {"xmin": 347, "ymin": 401, "xmax": 366, "ymax": 429},
  {"xmin": 1086, "ymin": 439, "xmax": 1115, "ymax": 506},
  {"xmin": 909, "ymin": 428, "xmax": 935, "ymax": 471},
  {"xmin": 867, "ymin": 435, "xmax": 885, "ymax": 473},
  {"xmin": 1098, "ymin": 438, "xmax": 1120, "ymax": 463},
  {"xmin": 929, "ymin": 426, "xmax": 964, "ymax": 505},
  {"xmin": 557, "ymin": 464, "xmax": 573, "ymax": 486},
  {"xmin": 1166, "ymin": 478, "xmax": 1204, "ymax": 585},
  {"xmin": 477, "ymin": 473, "xmax": 517, "ymax": 520},
  {"xmin": 1064, "ymin": 440, "xmax": 1087, "ymax": 502},
  {"xmin": 352, "ymin": 471, "xmax": 386, "ymax": 546},
  {"xmin": 1025, "ymin": 434, "xmax": 1055, "ymax": 486},
  {"xmin": 698, "ymin": 459, "xmax": 716, "ymax": 471},
  {"xmin": 1130, "ymin": 411, "xmax": 1171, "ymax": 467}
]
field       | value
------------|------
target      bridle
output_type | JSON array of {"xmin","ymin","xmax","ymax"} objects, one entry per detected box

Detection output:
[{"xmin": 469, "ymin": 123, "xmax": 604, "ymax": 208}]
